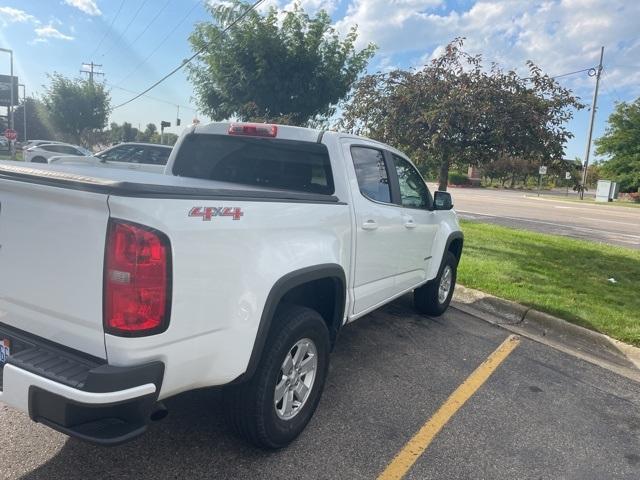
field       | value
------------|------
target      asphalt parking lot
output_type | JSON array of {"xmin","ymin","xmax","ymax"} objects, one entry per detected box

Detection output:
[
  {"xmin": 446, "ymin": 187, "xmax": 640, "ymax": 249},
  {"xmin": 2, "ymin": 295, "xmax": 640, "ymax": 480}
]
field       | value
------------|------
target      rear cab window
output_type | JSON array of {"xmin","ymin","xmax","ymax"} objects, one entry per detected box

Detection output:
[{"xmin": 172, "ymin": 134, "xmax": 334, "ymax": 195}]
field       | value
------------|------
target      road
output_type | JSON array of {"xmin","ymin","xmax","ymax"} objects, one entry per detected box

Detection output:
[
  {"xmin": 2, "ymin": 296, "xmax": 639, "ymax": 479},
  {"xmin": 444, "ymin": 188, "xmax": 640, "ymax": 249}
]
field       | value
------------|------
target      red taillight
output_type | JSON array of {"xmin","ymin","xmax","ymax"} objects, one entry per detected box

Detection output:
[
  {"xmin": 104, "ymin": 220, "xmax": 171, "ymax": 336},
  {"xmin": 228, "ymin": 123, "xmax": 277, "ymax": 137}
]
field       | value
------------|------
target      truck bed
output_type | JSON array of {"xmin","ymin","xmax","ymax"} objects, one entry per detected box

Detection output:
[{"xmin": 0, "ymin": 162, "xmax": 342, "ymax": 204}]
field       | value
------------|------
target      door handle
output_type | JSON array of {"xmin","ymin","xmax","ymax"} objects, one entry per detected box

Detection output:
[{"xmin": 362, "ymin": 220, "xmax": 378, "ymax": 231}]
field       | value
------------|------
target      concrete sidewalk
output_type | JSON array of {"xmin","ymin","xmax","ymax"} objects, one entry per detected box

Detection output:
[{"xmin": 453, "ymin": 284, "xmax": 640, "ymax": 381}]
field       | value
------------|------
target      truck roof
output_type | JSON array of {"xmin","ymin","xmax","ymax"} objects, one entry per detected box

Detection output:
[
  {"xmin": 189, "ymin": 122, "xmax": 409, "ymax": 159},
  {"xmin": 192, "ymin": 122, "xmax": 324, "ymax": 143}
]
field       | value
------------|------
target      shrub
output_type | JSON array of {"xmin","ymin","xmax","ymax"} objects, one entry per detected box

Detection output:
[{"xmin": 449, "ymin": 171, "xmax": 469, "ymax": 185}]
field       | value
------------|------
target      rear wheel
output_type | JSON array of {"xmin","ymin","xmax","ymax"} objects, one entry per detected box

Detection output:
[
  {"xmin": 223, "ymin": 304, "xmax": 330, "ymax": 449},
  {"xmin": 414, "ymin": 251, "xmax": 458, "ymax": 316}
]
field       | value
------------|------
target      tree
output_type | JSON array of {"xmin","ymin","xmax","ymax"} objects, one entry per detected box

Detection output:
[
  {"xmin": 13, "ymin": 97, "xmax": 54, "ymax": 141},
  {"xmin": 595, "ymin": 98, "xmax": 640, "ymax": 193},
  {"xmin": 106, "ymin": 122, "xmax": 139, "ymax": 144},
  {"xmin": 187, "ymin": 0, "xmax": 375, "ymax": 126},
  {"xmin": 42, "ymin": 73, "xmax": 110, "ymax": 145},
  {"xmin": 340, "ymin": 38, "xmax": 583, "ymax": 190},
  {"xmin": 161, "ymin": 132, "xmax": 178, "ymax": 146}
]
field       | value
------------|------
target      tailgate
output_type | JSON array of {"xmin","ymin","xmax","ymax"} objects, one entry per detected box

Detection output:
[{"xmin": 0, "ymin": 178, "xmax": 109, "ymax": 358}]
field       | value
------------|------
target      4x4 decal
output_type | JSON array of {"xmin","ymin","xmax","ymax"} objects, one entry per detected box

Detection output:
[{"xmin": 189, "ymin": 207, "xmax": 244, "ymax": 221}]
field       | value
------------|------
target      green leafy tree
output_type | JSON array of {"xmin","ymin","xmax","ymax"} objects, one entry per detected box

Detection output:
[
  {"xmin": 188, "ymin": 0, "xmax": 375, "ymax": 126},
  {"xmin": 161, "ymin": 132, "xmax": 178, "ymax": 146},
  {"xmin": 42, "ymin": 74, "xmax": 110, "ymax": 145},
  {"xmin": 340, "ymin": 38, "xmax": 583, "ymax": 190},
  {"xmin": 595, "ymin": 98, "xmax": 640, "ymax": 193},
  {"xmin": 107, "ymin": 122, "xmax": 139, "ymax": 143},
  {"xmin": 13, "ymin": 97, "xmax": 55, "ymax": 141},
  {"xmin": 136, "ymin": 123, "xmax": 159, "ymax": 143}
]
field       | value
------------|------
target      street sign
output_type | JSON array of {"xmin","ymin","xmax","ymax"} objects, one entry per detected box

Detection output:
[
  {"xmin": 565, "ymin": 171, "xmax": 572, "ymax": 180},
  {"xmin": 4, "ymin": 129, "xmax": 17, "ymax": 141},
  {"xmin": 539, "ymin": 166, "xmax": 547, "ymax": 175},
  {"xmin": 0, "ymin": 75, "xmax": 18, "ymax": 107}
]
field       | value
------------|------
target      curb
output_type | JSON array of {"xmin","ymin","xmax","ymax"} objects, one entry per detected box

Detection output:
[{"xmin": 452, "ymin": 284, "xmax": 640, "ymax": 381}]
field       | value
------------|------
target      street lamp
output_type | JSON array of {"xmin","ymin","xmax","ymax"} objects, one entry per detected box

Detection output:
[
  {"xmin": 18, "ymin": 83, "xmax": 25, "ymax": 142},
  {"xmin": 0, "ymin": 47, "xmax": 14, "ymax": 159}
]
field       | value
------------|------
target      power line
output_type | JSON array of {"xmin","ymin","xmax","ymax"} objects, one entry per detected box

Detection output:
[
  {"xmin": 106, "ymin": 81, "xmax": 197, "ymax": 112},
  {"xmin": 126, "ymin": 0, "xmax": 172, "ymax": 52},
  {"xmin": 91, "ymin": 0, "xmax": 126, "ymax": 58},
  {"xmin": 112, "ymin": 0, "xmax": 265, "ymax": 111},
  {"xmin": 114, "ymin": 0, "xmax": 202, "ymax": 86},
  {"xmin": 100, "ymin": 0, "xmax": 150, "ymax": 59},
  {"xmin": 522, "ymin": 67, "xmax": 593, "ymax": 81}
]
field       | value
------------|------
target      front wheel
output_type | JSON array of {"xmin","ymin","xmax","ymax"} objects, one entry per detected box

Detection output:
[
  {"xmin": 414, "ymin": 251, "xmax": 458, "ymax": 316},
  {"xmin": 223, "ymin": 304, "xmax": 330, "ymax": 449}
]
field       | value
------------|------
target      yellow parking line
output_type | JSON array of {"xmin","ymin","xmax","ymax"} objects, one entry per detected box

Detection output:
[{"xmin": 378, "ymin": 334, "xmax": 521, "ymax": 480}]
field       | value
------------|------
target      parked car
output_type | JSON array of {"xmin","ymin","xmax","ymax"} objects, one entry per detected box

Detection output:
[
  {"xmin": 0, "ymin": 137, "xmax": 8, "ymax": 151},
  {"xmin": 24, "ymin": 143, "xmax": 92, "ymax": 163},
  {"xmin": 0, "ymin": 122, "xmax": 463, "ymax": 449},
  {"xmin": 49, "ymin": 142, "xmax": 172, "ymax": 174},
  {"xmin": 21, "ymin": 139, "xmax": 64, "ymax": 151}
]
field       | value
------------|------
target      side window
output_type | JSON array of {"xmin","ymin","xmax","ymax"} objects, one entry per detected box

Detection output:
[
  {"xmin": 351, "ymin": 147, "xmax": 391, "ymax": 204},
  {"xmin": 145, "ymin": 147, "xmax": 171, "ymax": 165},
  {"xmin": 60, "ymin": 146, "xmax": 81, "ymax": 155},
  {"xmin": 393, "ymin": 154, "xmax": 430, "ymax": 209},
  {"xmin": 128, "ymin": 147, "xmax": 147, "ymax": 164},
  {"xmin": 98, "ymin": 146, "xmax": 133, "ymax": 162},
  {"xmin": 42, "ymin": 145, "xmax": 61, "ymax": 153}
]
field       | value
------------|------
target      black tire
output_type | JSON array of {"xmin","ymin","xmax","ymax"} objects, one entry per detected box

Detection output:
[
  {"xmin": 223, "ymin": 304, "xmax": 330, "ymax": 449},
  {"xmin": 31, "ymin": 156, "xmax": 47, "ymax": 164},
  {"xmin": 414, "ymin": 251, "xmax": 458, "ymax": 316}
]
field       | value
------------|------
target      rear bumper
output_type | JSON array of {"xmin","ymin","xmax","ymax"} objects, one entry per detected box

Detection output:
[{"xmin": 0, "ymin": 324, "xmax": 164, "ymax": 446}]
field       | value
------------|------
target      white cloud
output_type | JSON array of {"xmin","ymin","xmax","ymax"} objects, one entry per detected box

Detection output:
[
  {"xmin": 34, "ymin": 24, "xmax": 75, "ymax": 41},
  {"xmin": 0, "ymin": 6, "xmax": 37, "ymax": 24},
  {"xmin": 284, "ymin": 0, "xmax": 339, "ymax": 15},
  {"xmin": 335, "ymin": 0, "xmax": 640, "ymax": 96},
  {"xmin": 63, "ymin": 0, "xmax": 102, "ymax": 16}
]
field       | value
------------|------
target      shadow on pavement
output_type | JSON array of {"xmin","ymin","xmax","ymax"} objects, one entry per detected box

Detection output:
[{"xmin": 20, "ymin": 296, "xmax": 464, "ymax": 480}]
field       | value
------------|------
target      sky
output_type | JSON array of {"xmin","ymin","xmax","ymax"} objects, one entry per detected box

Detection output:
[{"xmin": 0, "ymin": 0, "xmax": 639, "ymax": 160}]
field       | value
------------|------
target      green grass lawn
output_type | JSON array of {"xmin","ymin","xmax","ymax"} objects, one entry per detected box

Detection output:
[
  {"xmin": 0, "ymin": 152, "xmax": 23, "ymax": 161},
  {"xmin": 458, "ymin": 220, "xmax": 640, "ymax": 346}
]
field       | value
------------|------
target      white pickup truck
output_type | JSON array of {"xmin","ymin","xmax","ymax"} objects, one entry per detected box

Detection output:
[{"xmin": 0, "ymin": 122, "xmax": 462, "ymax": 449}]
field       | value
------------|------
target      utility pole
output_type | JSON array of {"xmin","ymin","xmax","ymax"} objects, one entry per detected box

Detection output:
[
  {"xmin": 18, "ymin": 83, "xmax": 26, "ymax": 142},
  {"xmin": 0, "ymin": 47, "xmax": 15, "ymax": 159},
  {"xmin": 80, "ymin": 62, "xmax": 104, "ymax": 84},
  {"xmin": 580, "ymin": 46, "xmax": 604, "ymax": 199}
]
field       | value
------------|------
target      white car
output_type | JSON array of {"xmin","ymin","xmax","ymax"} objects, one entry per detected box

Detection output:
[
  {"xmin": 49, "ymin": 142, "xmax": 172, "ymax": 174},
  {"xmin": 24, "ymin": 143, "xmax": 92, "ymax": 163},
  {"xmin": 21, "ymin": 139, "xmax": 64, "ymax": 151},
  {"xmin": 0, "ymin": 122, "xmax": 463, "ymax": 449}
]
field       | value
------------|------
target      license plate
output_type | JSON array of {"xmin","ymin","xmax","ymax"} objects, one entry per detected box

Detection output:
[{"xmin": 0, "ymin": 339, "xmax": 9, "ymax": 365}]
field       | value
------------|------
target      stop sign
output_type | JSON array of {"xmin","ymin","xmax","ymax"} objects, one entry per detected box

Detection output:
[{"xmin": 4, "ymin": 129, "xmax": 17, "ymax": 141}]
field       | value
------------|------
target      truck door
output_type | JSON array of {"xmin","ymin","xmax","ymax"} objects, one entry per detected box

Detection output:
[
  {"xmin": 389, "ymin": 153, "xmax": 439, "ymax": 290},
  {"xmin": 346, "ymin": 144, "xmax": 405, "ymax": 314}
]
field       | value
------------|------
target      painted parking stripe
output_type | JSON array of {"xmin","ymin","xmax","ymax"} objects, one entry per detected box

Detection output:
[{"xmin": 377, "ymin": 334, "xmax": 521, "ymax": 480}]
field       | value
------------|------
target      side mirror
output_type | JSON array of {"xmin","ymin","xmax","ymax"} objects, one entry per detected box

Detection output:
[{"xmin": 433, "ymin": 191, "xmax": 453, "ymax": 210}]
